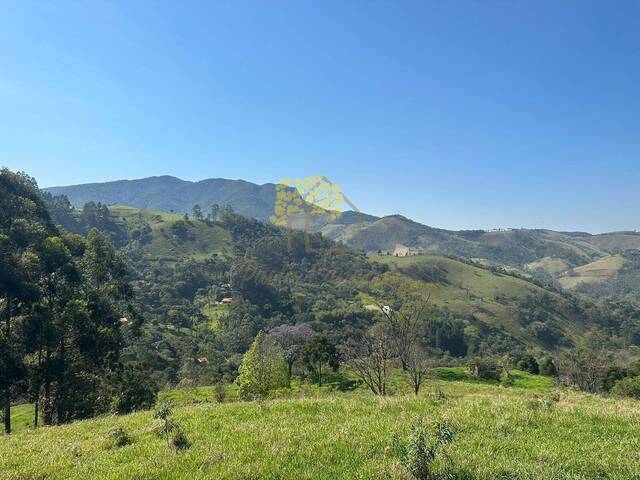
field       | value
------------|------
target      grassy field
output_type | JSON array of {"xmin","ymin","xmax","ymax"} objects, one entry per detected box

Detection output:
[
  {"xmin": 366, "ymin": 254, "xmax": 589, "ymax": 345},
  {"xmin": 7, "ymin": 404, "xmax": 35, "ymax": 433},
  {"xmin": 109, "ymin": 205, "xmax": 233, "ymax": 262},
  {"xmin": 558, "ymin": 255, "xmax": 625, "ymax": 289},
  {"xmin": 525, "ymin": 257, "xmax": 570, "ymax": 276},
  {"xmin": 200, "ymin": 302, "xmax": 229, "ymax": 329},
  {"xmin": 3, "ymin": 371, "xmax": 640, "ymax": 480}
]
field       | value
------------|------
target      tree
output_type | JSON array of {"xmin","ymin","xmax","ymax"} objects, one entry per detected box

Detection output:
[
  {"xmin": 342, "ymin": 322, "xmax": 395, "ymax": 396},
  {"xmin": 377, "ymin": 299, "xmax": 433, "ymax": 395},
  {"xmin": 557, "ymin": 348, "xmax": 609, "ymax": 393},
  {"xmin": 230, "ymin": 260, "xmax": 276, "ymax": 305},
  {"xmin": 269, "ymin": 323, "xmax": 314, "ymax": 377},
  {"xmin": 404, "ymin": 342, "xmax": 432, "ymax": 395},
  {"xmin": 300, "ymin": 334, "xmax": 339, "ymax": 386},
  {"xmin": 237, "ymin": 331, "xmax": 289, "ymax": 399},
  {"xmin": 207, "ymin": 203, "xmax": 220, "ymax": 223},
  {"xmin": 0, "ymin": 169, "xmax": 54, "ymax": 434},
  {"xmin": 539, "ymin": 356, "xmax": 558, "ymax": 377},
  {"xmin": 517, "ymin": 355, "xmax": 540, "ymax": 375},
  {"xmin": 191, "ymin": 205, "xmax": 203, "ymax": 221}
]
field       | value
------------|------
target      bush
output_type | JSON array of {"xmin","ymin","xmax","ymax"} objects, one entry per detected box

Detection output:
[
  {"xmin": 107, "ymin": 425, "xmax": 132, "ymax": 448},
  {"xmin": 153, "ymin": 401, "xmax": 177, "ymax": 442},
  {"xmin": 611, "ymin": 376, "xmax": 640, "ymax": 399},
  {"xmin": 171, "ymin": 426, "xmax": 191, "ymax": 450},
  {"xmin": 600, "ymin": 365, "xmax": 628, "ymax": 392},
  {"xmin": 539, "ymin": 357, "xmax": 558, "ymax": 377},
  {"xmin": 392, "ymin": 420, "xmax": 454, "ymax": 480},
  {"xmin": 214, "ymin": 383, "xmax": 227, "ymax": 403},
  {"xmin": 517, "ymin": 355, "xmax": 540, "ymax": 375},
  {"xmin": 500, "ymin": 371, "xmax": 514, "ymax": 387},
  {"xmin": 468, "ymin": 357, "xmax": 501, "ymax": 381}
]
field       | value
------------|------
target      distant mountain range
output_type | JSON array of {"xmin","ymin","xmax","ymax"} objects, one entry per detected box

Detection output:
[
  {"xmin": 45, "ymin": 175, "xmax": 640, "ymax": 298},
  {"xmin": 45, "ymin": 176, "xmax": 280, "ymax": 222}
]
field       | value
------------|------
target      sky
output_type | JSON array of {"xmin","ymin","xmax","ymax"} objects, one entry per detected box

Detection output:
[{"xmin": 1, "ymin": 1, "xmax": 639, "ymax": 233}]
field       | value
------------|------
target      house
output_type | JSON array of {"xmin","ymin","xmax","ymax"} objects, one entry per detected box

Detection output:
[{"xmin": 220, "ymin": 297, "xmax": 233, "ymax": 305}]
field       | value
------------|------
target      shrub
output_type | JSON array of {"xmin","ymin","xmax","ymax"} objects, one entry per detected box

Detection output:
[
  {"xmin": 107, "ymin": 425, "xmax": 132, "ymax": 448},
  {"xmin": 171, "ymin": 426, "xmax": 191, "ymax": 450},
  {"xmin": 153, "ymin": 401, "xmax": 177, "ymax": 442},
  {"xmin": 110, "ymin": 366, "xmax": 159, "ymax": 414},
  {"xmin": 500, "ymin": 371, "xmax": 514, "ymax": 387},
  {"xmin": 154, "ymin": 401, "xmax": 173, "ymax": 421},
  {"xmin": 468, "ymin": 357, "xmax": 501, "ymax": 381},
  {"xmin": 517, "ymin": 355, "xmax": 540, "ymax": 375},
  {"xmin": 611, "ymin": 376, "xmax": 640, "ymax": 399},
  {"xmin": 539, "ymin": 357, "xmax": 558, "ymax": 377},
  {"xmin": 392, "ymin": 420, "xmax": 454, "ymax": 480},
  {"xmin": 214, "ymin": 383, "xmax": 226, "ymax": 403},
  {"xmin": 600, "ymin": 365, "xmax": 628, "ymax": 392}
]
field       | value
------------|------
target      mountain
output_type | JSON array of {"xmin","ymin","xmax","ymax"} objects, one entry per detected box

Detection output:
[
  {"xmin": 45, "ymin": 176, "xmax": 280, "ymax": 222},
  {"xmin": 45, "ymin": 175, "xmax": 640, "ymax": 284}
]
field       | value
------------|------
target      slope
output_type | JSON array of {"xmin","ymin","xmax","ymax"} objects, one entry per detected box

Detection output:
[
  {"xmin": 2, "ymin": 380, "xmax": 639, "ymax": 480},
  {"xmin": 108, "ymin": 205, "xmax": 233, "ymax": 263},
  {"xmin": 368, "ymin": 254, "xmax": 594, "ymax": 350}
]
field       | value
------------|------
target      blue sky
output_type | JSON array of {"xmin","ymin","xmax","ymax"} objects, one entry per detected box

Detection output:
[{"xmin": 1, "ymin": 1, "xmax": 638, "ymax": 233}]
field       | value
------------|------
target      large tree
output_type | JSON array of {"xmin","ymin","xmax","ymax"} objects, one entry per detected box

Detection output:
[
  {"xmin": 237, "ymin": 331, "xmax": 289, "ymax": 400},
  {"xmin": 300, "ymin": 334, "xmax": 339, "ymax": 386}
]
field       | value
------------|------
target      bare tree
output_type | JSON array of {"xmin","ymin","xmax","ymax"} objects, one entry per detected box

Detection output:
[
  {"xmin": 342, "ymin": 322, "xmax": 395, "ymax": 396},
  {"xmin": 376, "ymin": 296, "xmax": 433, "ymax": 395},
  {"xmin": 557, "ymin": 348, "xmax": 609, "ymax": 393},
  {"xmin": 404, "ymin": 342, "xmax": 432, "ymax": 395}
]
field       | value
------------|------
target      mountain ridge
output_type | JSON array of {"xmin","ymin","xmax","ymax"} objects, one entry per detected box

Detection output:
[{"xmin": 44, "ymin": 175, "xmax": 640, "ymax": 279}]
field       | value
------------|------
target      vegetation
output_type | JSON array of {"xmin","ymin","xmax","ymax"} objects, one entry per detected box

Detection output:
[
  {"xmin": 4, "ymin": 167, "xmax": 640, "ymax": 478},
  {"xmin": 2, "ymin": 377, "xmax": 640, "ymax": 479},
  {"xmin": 237, "ymin": 331, "xmax": 289, "ymax": 399}
]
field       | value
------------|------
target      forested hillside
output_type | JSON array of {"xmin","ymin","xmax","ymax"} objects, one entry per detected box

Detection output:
[{"xmin": 39, "ymin": 174, "xmax": 640, "ymax": 390}]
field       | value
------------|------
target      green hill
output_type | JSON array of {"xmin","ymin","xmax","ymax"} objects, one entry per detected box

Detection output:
[
  {"xmin": 45, "ymin": 176, "xmax": 284, "ymax": 222},
  {"xmin": 43, "ymin": 176, "xmax": 640, "ymax": 299},
  {"xmin": 368, "ymin": 254, "xmax": 592, "ymax": 350},
  {"xmin": 92, "ymin": 204, "xmax": 621, "ymax": 353},
  {"xmin": 108, "ymin": 205, "xmax": 233, "ymax": 262}
]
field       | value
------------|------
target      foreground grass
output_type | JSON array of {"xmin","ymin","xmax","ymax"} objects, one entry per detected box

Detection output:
[{"xmin": 2, "ymin": 378, "xmax": 640, "ymax": 480}]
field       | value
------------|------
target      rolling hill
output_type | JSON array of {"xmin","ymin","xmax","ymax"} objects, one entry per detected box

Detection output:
[
  {"xmin": 108, "ymin": 205, "xmax": 233, "ymax": 262},
  {"xmin": 368, "ymin": 254, "xmax": 594, "ymax": 350},
  {"xmin": 92, "ymin": 203, "xmax": 611, "ymax": 353},
  {"xmin": 44, "ymin": 175, "xmax": 640, "ymax": 301}
]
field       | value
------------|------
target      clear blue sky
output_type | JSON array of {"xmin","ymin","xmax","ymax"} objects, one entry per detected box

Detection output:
[{"xmin": 1, "ymin": 1, "xmax": 638, "ymax": 233}]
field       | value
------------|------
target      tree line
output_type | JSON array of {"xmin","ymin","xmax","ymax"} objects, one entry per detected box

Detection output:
[{"xmin": 0, "ymin": 169, "xmax": 144, "ymax": 434}]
